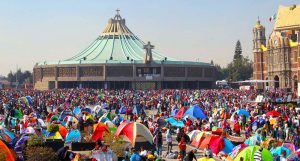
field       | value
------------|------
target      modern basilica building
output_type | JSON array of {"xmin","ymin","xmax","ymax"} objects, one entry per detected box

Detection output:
[{"xmin": 33, "ymin": 11, "xmax": 215, "ymax": 90}]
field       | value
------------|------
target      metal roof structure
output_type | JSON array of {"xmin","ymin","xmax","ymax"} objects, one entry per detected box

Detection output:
[{"xmin": 38, "ymin": 11, "xmax": 210, "ymax": 66}]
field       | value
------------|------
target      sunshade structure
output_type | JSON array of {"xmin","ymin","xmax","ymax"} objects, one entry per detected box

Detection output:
[
  {"xmin": 91, "ymin": 122, "xmax": 110, "ymax": 141},
  {"xmin": 184, "ymin": 105, "xmax": 207, "ymax": 119},
  {"xmin": 115, "ymin": 122, "xmax": 153, "ymax": 146},
  {"xmin": 271, "ymin": 146, "xmax": 292, "ymax": 157},
  {"xmin": 174, "ymin": 107, "xmax": 185, "ymax": 119},
  {"xmin": 266, "ymin": 110, "xmax": 280, "ymax": 117},
  {"xmin": 234, "ymin": 146, "xmax": 272, "ymax": 161},
  {"xmin": 0, "ymin": 140, "xmax": 15, "ymax": 161},
  {"xmin": 65, "ymin": 129, "xmax": 81, "ymax": 143}
]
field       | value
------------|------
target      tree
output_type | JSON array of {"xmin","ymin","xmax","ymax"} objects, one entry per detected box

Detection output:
[
  {"xmin": 234, "ymin": 40, "xmax": 242, "ymax": 60},
  {"xmin": 7, "ymin": 69, "xmax": 33, "ymax": 85}
]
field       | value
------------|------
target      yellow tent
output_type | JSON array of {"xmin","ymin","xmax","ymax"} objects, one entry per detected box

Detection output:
[{"xmin": 197, "ymin": 157, "xmax": 216, "ymax": 161}]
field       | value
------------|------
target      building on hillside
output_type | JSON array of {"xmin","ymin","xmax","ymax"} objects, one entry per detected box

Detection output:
[
  {"xmin": 33, "ymin": 11, "xmax": 216, "ymax": 90},
  {"xmin": 253, "ymin": 4, "xmax": 300, "ymax": 91}
]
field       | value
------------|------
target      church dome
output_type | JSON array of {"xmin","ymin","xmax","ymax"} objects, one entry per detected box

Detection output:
[{"xmin": 255, "ymin": 19, "xmax": 264, "ymax": 29}]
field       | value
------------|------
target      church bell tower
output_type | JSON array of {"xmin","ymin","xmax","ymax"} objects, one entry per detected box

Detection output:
[{"xmin": 253, "ymin": 18, "xmax": 266, "ymax": 81}]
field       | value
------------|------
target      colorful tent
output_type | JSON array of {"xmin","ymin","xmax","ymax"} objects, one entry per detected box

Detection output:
[
  {"xmin": 73, "ymin": 107, "xmax": 81, "ymax": 115},
  {"xmin": 82, "ymin": 107, "xmax": 92, "ymax": 114},
  {"xmin": 188, "ymin": 130, "xmax": 202, "ymax": 141},
  {"xmin": 282, "ymin": 143, "xmax": 296, "ymax": 153},
  {"xmin": 174, "ymin": 107, "xmax": 185, "ymax": 119},
  {"xmin": 271, "ymin": 146, "xmax": 292, "ymax": 157},
  {"xmin": 229, "ymin": 143, "xmax": 248, "ymax": 159},
  {"xmin": 266, "ymin": 110, "xmax": 280, "ymax": 117},
  {"xmin": 14, "ymin": 135, "xmax": 29, "ymax": 153},
  {"xmin": 65, "ymin": 129, "xmax": 81, "ymax": 143},
  {"xmin": 199, "ymin": 135, "xmax": 220, "ymax": 149},
  {"xmin": 0, "ymin": 140, "xmax": 15, "ymax": 161},
  {"xmin": 45, "ymin": 131, "xmax": 63, "ymax": 140},
  {"xmin": 59, "ymin": 110, "xmax": 73, "ymax": 121},
  {"xmin": 58, "ymin": 125, "xmax": 68, "ymax": 138},
  {"xmin": 197, "ymin": 157, "xmax": 215, "ymax": 161},
  {"xmin": 91, "ymin": 122, "xmax": 110, "ymax": 141},
  {"xmin": 234, "ymin": 146, "xmax": 272, "ymax": 161},
  {"xmin": 184, "ymin": 105, "xmax": 207, "ymax": 119},
  {"xmin": 191, "ymin": 132, "xmax": 210, "ymax": 148},
  {"xmin": 115, "ymin": 122, "xmax": 153, "ymax": 146}
]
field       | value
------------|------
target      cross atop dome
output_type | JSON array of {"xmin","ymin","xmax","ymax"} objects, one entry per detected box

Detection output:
[{"xmin": 114, "ymin": 9, "xmax": 122, "ymax": 20}]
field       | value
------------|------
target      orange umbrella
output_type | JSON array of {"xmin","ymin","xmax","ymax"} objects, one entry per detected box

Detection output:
[
  {"xmin": 199, "ymin": 135, "xmax": 219, "ymax": 149},
  {"xmin": 0, "ymin": 140, "xmax": 15, "ymax": 161},
  {"xmin": 91, "ymin": 122, "xmax": 110, "ymax": 141},
  {"xmin": 58, "ymin": 125, "xmax": 68, "ymax": 139}
]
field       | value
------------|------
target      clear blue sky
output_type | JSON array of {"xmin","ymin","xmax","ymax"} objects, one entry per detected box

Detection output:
[{"xmin": 0, "ymin": 0, "xmax": 299, "ymax": 76}]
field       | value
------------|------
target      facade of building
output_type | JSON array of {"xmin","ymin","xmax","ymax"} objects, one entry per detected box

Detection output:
[
  {"xmin": 33, "ymin": 12, "xmax": 215, "ymax": 90},
  {"xmin": 253, "ymin": 5, "xmax": 300, "ymax": 91}
]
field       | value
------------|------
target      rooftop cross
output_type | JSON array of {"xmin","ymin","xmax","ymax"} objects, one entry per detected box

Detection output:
[{"xmin": 116, "ymin": 9, "xmax": 120, "ymax": 15}]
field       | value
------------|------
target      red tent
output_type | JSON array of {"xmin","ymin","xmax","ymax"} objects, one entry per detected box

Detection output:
[
  {"xmin": 174, "ymin": 107, "xmax": 185, "ymax": 119},
  {"xmin": 266, "ymin": 110, "xmax": 280, "ymax": 117},
  {"xmin": 91, "ymin": 122, "xmax": 110, "ymax": 141},
  {"xmin": 210, "ymin": 137, "xmax": 225, "ymax": 154},
  {"xmin": 199, "ymin": 135, "xmax": 219, "ymax": 149}
]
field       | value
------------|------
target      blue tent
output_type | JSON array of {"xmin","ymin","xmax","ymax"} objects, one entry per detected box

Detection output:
[
  {"xmin": 119, "ymin": 106, "xmax": 127, "ymax": 114},
  {"xmin": 183, "ymin": 105, "xmax": 207, "ymax": 119},
  {"xmin": 59, "ymin": 110, "xmax": 72, "ymax": 121},
  {"xmin": 173, "ymin": 121, "xmax": 185, "ymax": 127},
  {"xmin": 271, "ymin": 146, "xmax": 292, "ymax": 157},
  {"xmin": 236, "ymin": 109, "xmax": 249, "ymax": 117},
  {"xmin": 171, "ymin": 109, "xmax": 179, "ymax": 116},
  {"xmin": 82, "ymin": 107, "xmax": 92, "ymax": 114},
  {"xmin": 222, "ymin": 138, "xmax": 234, "ymax": 154},
  {"xmin": 165, "ymin": 118, "xmax": 177, "ymax": 124},
  {"xmin": 65, "ymin": 129, "xmax": 81, "ymax": 143}
]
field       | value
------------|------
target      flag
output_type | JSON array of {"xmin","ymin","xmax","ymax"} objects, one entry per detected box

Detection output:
[{"xmin": 269, "ymin": 13, "xmax": 277, "ymax": 22}]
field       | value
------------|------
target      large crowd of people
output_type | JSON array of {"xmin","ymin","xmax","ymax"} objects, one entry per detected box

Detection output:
[{"xmin": 0, "ymin": 88, "xmax": 300, "ymax": 161}]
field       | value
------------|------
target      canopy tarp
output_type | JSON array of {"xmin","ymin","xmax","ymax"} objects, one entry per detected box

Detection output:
[
  {"xmin": 91, "ymin": 122, "xmax": 110, "ymax": 141},
  {"xmin": 65, "ymin": 129, "xmax": 81, "ymax": 143}
]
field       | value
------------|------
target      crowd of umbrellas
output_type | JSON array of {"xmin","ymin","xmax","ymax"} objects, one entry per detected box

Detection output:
[{"xmin": 0, "ymin": 88, "xmax": 299, "ymax": 161}]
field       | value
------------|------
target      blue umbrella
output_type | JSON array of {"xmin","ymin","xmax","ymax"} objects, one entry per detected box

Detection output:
[
  {"xmin": 184, "ymin": 105, "xmax": 207, "ymax": 119},
  {"xmin": 236, "ymin": 109, "xmax": 249, "ymax": 117},
  {"xmin": 73, "ymin": 107, "xmax": 81, "ymax": 115},
  {"xmin": 65, "ymin": 129, "xmax": 81, "ymax": 143},
  {"xmin": 271, "ymin": 146, "xmax": 292, "ymax": 157}
]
